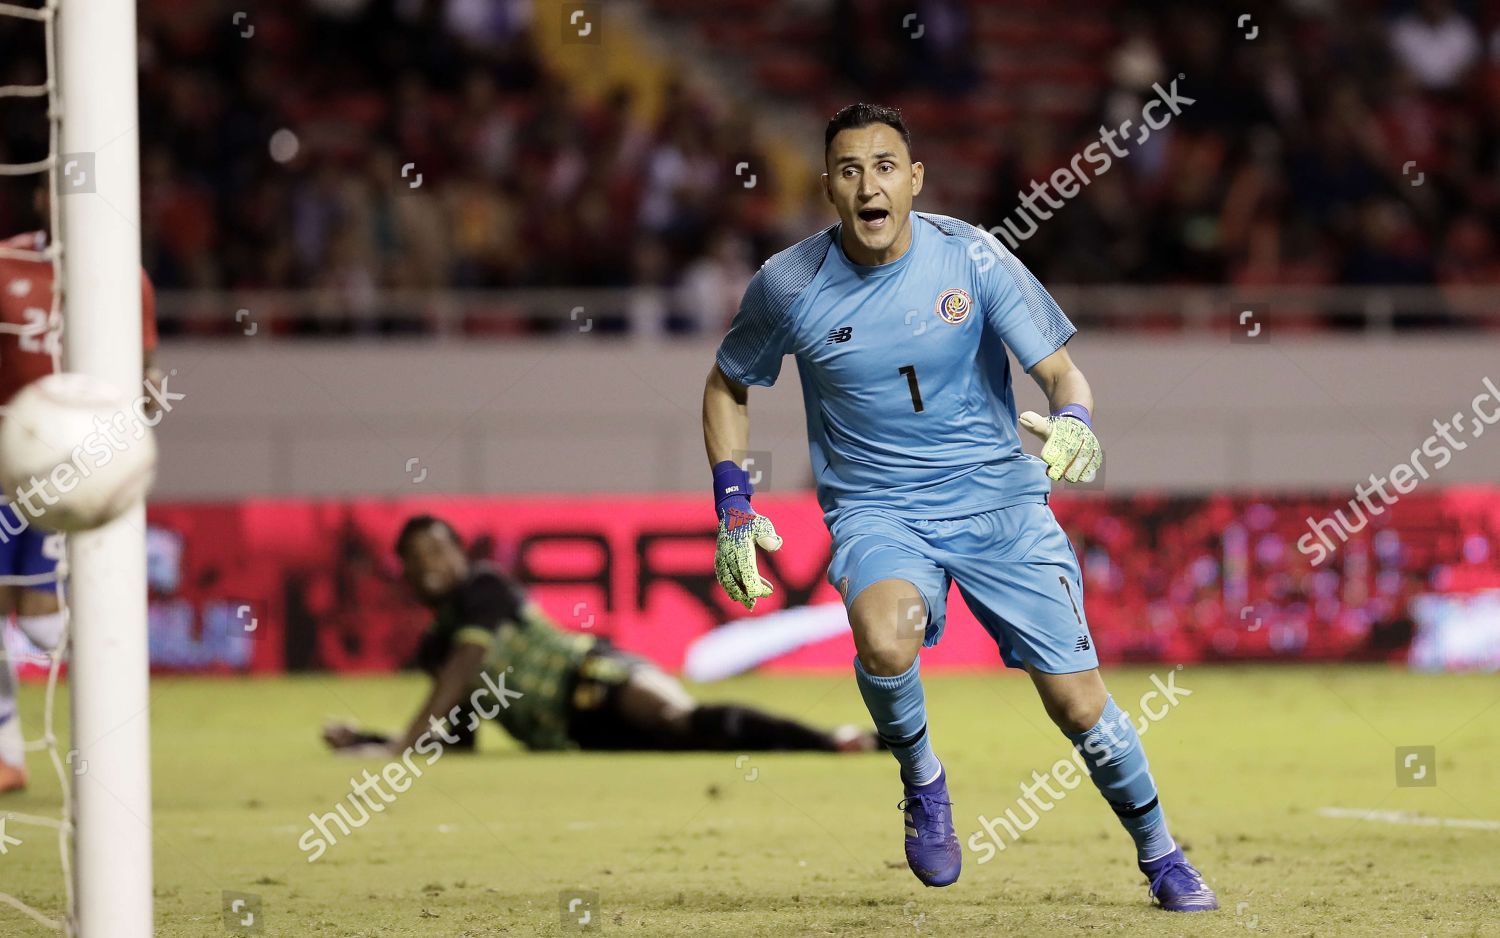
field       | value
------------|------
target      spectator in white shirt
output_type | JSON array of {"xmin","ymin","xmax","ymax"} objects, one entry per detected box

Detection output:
[{"xmin": 1389, "ymin": 0, "xmax": 1481, "ymax": 90}]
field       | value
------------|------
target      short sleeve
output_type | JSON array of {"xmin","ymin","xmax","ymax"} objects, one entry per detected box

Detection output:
[
  {"xmin": 715, "ymin": 268, "xmax": 793, "ymax": 387},
  {"xmin": 973, "ymin": 227, "xmax": 1076, "ymax": 372},
  {"xmin": 454, "ymin": 571, "xmax": 524, "ymax": 635}
]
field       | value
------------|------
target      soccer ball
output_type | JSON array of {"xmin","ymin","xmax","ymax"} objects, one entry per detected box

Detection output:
[{"xmin": 0, "ymin": 372, "xmax": 158, "ymax": 532}]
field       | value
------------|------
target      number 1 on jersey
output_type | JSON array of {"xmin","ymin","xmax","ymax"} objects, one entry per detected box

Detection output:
[{"xmin": 898, "ymin": 364, "xmax": 924, "ymax": 413}]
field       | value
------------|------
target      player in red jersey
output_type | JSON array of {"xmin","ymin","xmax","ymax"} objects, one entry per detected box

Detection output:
[{"xmin": 0, "ymin": 184, "xmax": 159, "ymax": 793}]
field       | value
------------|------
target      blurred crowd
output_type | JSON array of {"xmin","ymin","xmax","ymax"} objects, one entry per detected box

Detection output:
[
  {"xmin": 1, "ymin": 0, "xmax": 779, "ymax": 336},
  {"xmin": 135, "ymin": 0, "xmax": 789, "ymax": 336},
  {"xmin": 982, "ymin": 0, "xmax": 1500, "ymax": 307},
  {"xmin": 0, "ymin": 0, "xmax": 1496, "ymax": 336}
]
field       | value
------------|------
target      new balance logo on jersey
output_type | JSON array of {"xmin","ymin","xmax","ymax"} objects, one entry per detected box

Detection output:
[
  {"xmin": 825, "ymin": 326, "xmax": 853, "ymax": 345},
  {"xmin": 1073, "ymin": 635, "xmax": 1091, "ymax": 652}
]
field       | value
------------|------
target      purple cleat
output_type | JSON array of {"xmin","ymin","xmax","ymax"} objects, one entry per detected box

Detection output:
[
  {"xmin": 897, "ymin": 768, "xmax": 961, "ymax": 887},
  {"xmin": 1140, "ymin": 845, "xmax": 1218, "ymax": 912}
]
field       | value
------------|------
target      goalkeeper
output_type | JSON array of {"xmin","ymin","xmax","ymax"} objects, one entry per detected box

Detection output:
[
  {"xmin": 701, "ymin": 105, "xmax": 1214, "ymax": 912},
  {"xmin": 323, "ymin": 515, "xmax": 877, "ymax": 757}
]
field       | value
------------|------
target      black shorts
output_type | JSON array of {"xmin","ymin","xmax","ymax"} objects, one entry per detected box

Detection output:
[{"xmin": 565, "ymin": 643, "xmax": 667, "ymax": 751}]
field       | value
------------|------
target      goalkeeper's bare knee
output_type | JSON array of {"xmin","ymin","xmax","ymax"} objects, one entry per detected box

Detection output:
[{"xmin": 849, "ymin": 579, "xmax": 925, "ymax": 677}]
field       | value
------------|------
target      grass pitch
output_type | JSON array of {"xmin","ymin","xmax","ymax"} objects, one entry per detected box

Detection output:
[{"xmin": 4, "ymin": 665, "xmax": 1499, "ymax": 936}]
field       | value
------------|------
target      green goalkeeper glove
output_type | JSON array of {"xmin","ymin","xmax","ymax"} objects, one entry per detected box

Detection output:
[
  {"xmin": 712, "ymin": 461, "xmax": 784, "ymax": 610},
  {"xmin": 1019, "ymin": 406, "xmax": 1102, "ymax": 483}
]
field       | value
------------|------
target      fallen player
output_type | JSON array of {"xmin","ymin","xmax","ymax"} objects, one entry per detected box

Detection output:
[{"xmin": 323, "ymin": 514, "xmax": 878, "ymax": 756}]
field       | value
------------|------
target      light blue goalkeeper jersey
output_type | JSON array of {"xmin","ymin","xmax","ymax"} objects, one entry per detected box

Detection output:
[{"xmin": 715, "ymin": 211, "xmax": 1076, "ymax": 522}]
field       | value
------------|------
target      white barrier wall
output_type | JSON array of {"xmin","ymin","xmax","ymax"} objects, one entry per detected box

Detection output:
[{"xmin": 153, "ymin": 336, "xmax": 1500, "ymax": 497}]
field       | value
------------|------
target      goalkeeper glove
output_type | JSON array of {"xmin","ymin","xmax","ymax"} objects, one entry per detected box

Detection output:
[
  {"xmin": 1019, "ymin": 404, "xmax": 1102, "ymax": 483},
  {"xmin": 712, "ymin": 460, "xmax": 783, "ymax": 610}
]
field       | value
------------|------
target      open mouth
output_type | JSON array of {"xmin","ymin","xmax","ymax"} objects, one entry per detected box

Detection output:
[{"xmin": 857, "ymin": 207, "xmax": 890, "ymax": 229}]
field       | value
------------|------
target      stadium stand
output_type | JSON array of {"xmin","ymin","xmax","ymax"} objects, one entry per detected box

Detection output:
[{"xmin": 2, "ymin": 0, "xmax": 1497, "ymax": 335}]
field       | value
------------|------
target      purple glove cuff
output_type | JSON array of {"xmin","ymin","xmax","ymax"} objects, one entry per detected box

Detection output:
[
  {"xmin": 1052, "ymin": 404, "xmax": 1092, "ymax": 431},
  {"xmin": 712, "ymin": 460, "xmax": 753, "ymax": 514}
]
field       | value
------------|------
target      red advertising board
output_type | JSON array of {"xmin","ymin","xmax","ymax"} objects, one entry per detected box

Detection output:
[{"xmin": 124, "ymin": 488, "xmax": 1500, "ymax": 675}]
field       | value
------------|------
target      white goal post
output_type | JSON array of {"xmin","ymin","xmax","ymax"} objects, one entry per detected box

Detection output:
[{"xmin": 56, "ymin": 0, "xmax": 155, "ymax": 933}]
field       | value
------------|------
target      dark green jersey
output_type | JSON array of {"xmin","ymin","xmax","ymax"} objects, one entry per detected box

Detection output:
[{"xmin": 414, "ymin": 566, "xmax": 597, "ymax": 751}]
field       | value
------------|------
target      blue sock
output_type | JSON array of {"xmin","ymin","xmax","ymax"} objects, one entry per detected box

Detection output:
[
  {"xmin": 1065, "ymin": 695, "xmax": 1174, "ymax": 862},
  {"xmin": 854, "ymin": 655, "xmax": 941, "ymax": 785}
]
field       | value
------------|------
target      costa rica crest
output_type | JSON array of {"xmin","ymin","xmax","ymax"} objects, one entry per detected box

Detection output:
[{"xmin": 935, "ymin": 287, "xmax": 972, "ymax": 325}]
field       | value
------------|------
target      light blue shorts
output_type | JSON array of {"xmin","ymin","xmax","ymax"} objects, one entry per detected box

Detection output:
[{"xmin": 827, "ymin": 498, "xmax": 1098, "ymax": 674}]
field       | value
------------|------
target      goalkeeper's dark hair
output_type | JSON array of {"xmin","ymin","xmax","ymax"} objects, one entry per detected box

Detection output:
[
  {"xmin": 824, "ymin": 103, "xmax": 912, "ymax": 159},
  {"xmin": 394, "ymin": 514, "xmax": 462, "ymax": 555}
]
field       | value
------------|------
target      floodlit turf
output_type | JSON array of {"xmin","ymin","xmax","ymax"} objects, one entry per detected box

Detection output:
[{"xmin": 3, "ymin": 665, "xmax": 1499, "ymax": 936}]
